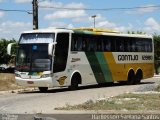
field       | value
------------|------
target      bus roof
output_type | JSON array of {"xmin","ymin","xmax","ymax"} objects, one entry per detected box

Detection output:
[
  {"xmin": 73, "ymin": 28, "xmax": 120, "ymax": 33},
  {"xmin": 22, "ymin": 28, "xmax": 152, "ymax": 39},
  {"xmin": 22, "ymin": 28, "xmax": 72, "ymax": 34},
  {"xmin": 72, "ymin": 28, "xmax": 152, "ymax": 39}
]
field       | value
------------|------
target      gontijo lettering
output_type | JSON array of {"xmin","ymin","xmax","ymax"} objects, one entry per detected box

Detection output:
[{"xmin": 118, "ymin": 55, "xmax": 138, "ymax": 61}]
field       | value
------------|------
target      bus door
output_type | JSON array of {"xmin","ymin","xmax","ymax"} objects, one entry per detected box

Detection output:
[{"xmin": 53, "ymin": 33, "xmax": 69, "ymax": 73}]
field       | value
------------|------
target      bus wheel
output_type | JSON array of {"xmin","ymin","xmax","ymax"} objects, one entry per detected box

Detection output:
[
  {"xmin": 70, "ymin": 73, "xmax": 81, "ymax": 90},
  {"xmin": 135, "ymin": 70, "xmax": 143, "ymax": 84},
  {"xmin": 127, "ymin": 70, "xmax": 135, "ymax": 85},
  {"xmin": 38, "ymin": 87, "xmax": 48, "ymax": 92}
]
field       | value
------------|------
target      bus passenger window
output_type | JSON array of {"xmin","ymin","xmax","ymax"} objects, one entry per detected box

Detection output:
[
  {"xmin": 93, "ymin": 39, "xmax": 97, "ymax": 51},
  {"xmin": 131, "ymin": 44, "xmax": 135, "ymax": 52},
  {"xmin": 72, "ymin": 38, "xmax": 77, "ymax": 51},
  {"xmin": 97, "ymin": 39, "xmax": 102, "ymax": 51},
  {"xmin": 77, "ymin": 37, "xmax": 82, "ymax": 51},
  {"xmin": 144, "ymin": 43, "xmax": 148, "ymax": 52},
  {"xmin": 124, "ymin": 39, "xmax": 130, "ymax": 52},
  {"xmin": 119, "ymin": 42, "xmax": 124, "ymax": 51},
  {"xmin": 103, "ymin": 40, "xmax": 111, "ymax": 51},
  {"xmin": 135, "ymin": 40, "xmax": 141, "ymax": 52},
  {"xmin": 146, "ymin": 40, "xmax": 152, "ymax": 52},
  {"xmin": 82, "ymin": 39, "xmax": 87, "ymax": 51},
  {"xmin": 148, "ymin": 44, "xmax": 152, "ymax": 52},
  {"xmin": 130, "ymin": 39, "xmax": 136, "ymax": 52},
  {"xmin": 88, "ymin": 39, "xmax": 94, "ymax": 51}
]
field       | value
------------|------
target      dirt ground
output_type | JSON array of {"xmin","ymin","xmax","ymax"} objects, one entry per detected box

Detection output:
[{"xmin": 0, "ymin": 73, "xmax": 25, "ymax": 91}]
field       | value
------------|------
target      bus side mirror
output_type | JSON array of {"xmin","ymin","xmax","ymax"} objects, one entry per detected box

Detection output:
[
  {"xmin": 7, "ymin": 43, "xmax": 16, "ymax": 55},
  {"xmin": 48, "ymin": 42, "xmax": 57, "ymax": 56}
]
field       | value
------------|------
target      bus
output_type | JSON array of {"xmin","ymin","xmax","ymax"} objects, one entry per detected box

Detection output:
[{"xmin": 7, "ymin": 28, "xmax": 154, "ymax": 92}]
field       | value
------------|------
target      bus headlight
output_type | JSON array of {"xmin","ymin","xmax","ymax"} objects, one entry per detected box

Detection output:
[
  {"xmin": 15, "ymin": 73, "xmax": 21, "ymax": 77},
  {"xmin": 41, "ymin": 74, "xmax": 52, "ymax": 78}
]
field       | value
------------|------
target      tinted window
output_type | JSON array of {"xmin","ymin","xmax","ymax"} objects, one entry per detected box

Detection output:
[
  {"xmin": 71, "ymin": 34, "xmax": 152, "ymax": 52},
  {"xmin": 53, "ymin": 33, "xmax": 69, "ymax": 73}
]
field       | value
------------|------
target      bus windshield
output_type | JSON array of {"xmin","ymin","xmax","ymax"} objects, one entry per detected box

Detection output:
[
  {"xmin": 16, "ymin": 44, "xmax": 51, "ymax": 72},
  {"xmin": 19, "ymin": 33, "xmax": 55, "ymax": 43}
]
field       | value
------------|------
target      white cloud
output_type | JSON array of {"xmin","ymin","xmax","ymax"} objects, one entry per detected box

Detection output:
[
  {"xmin": 39, "ymin": 0, "xmax": 86, "ymax": 18},
  {"xmin": 68, "ymin": 24, "xmax": 74, "ymax": 29},
  {"xmin": 97, "ymin": 21, "xmax": 116, "ymax": 28},
  {"xmin": 145, "ymin": 17, "xmax": 160, "ymax": 30},
  {"xmin": 114, "ymin": 24, "xmax": 133, "ymax": 32},
  {"xmin": 137, "ymin": 4, "xmax": 158, "ymax": 14},
  {"xmin": 0, "ymin": 12, "xmax": 4, "ymax": 18},
  {"xmin": 143, "ymin": 17, "xmax": 160, "ymax": 33},
  {"xmin": 72, "ymin": 17, "xmax": 88, "ymax": 23},
  {"xmin": 39, "ymin": 1, "xmax": 85, "ymax": 9},
  {"xmin": 14, "ymin": 0, "xmax": 32, "ymax": 3},
  {"xmin": 65, "ymin": 2, "xmax": 85, "ymax": 9},
  {"xmin": 1, "ymin": 21, "xmax": 30, "ymax": 28},
  {"xmin": 39, "ymin": 1, "xmax": 63, "ymax": 8},
  {"xmin": 46, "ymin": 12, "xmax": 158, "ymax": 35},
  {"xmin": 44, "ymin": 10, "xmax": 87, "ymax": 20},
  {"xmin": 50, "ymin": 22, "xmax": 67, "ymax": 28},
  {"xmin": 41, "ymin": 1, "xmax": 87, "ymax": 28},
  {"xmin": 85, "ymin": 14, "xmax": 134, "ymax": 33},
  {"xmin": 0, "ymin": 21, "xmax": 32, "ymax": 39},
  {"xmin": 96, "ymin": 20, "xmax": 133, "ymax": 33},
  {"xmin": 73, "ymin": 14, "xmax": 105, "ymax": 22},
  {"xmin": 72, "ymin": 13, "xmax": 134, "ymax": 33},
  {"xmin": 104, "ymin": 17, "xmax": 160, "ymax": 34},
  {"xmin": 126, "ymin": 4, "xmax": 158, "ymax": 14},
  {"xmin": 48, "ymin": 22, "xmax": 74, "ymax": 29},
  {"xmin": 42, "ymin": 1, "xmax": 87, "ymax": 20}
]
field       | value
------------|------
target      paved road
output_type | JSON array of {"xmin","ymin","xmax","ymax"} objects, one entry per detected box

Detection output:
[{"xmin": 0, "ymin": 77, "xmax": 159, "ymax": 114}]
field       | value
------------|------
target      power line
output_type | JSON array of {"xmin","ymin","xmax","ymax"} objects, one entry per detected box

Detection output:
[
  {"xmin": 38, "ymin": 0, "xmax": 46, "ymax": 2},
  {"xmin": 38, "ymin": 0, "xmax": 54, "ymax": 2},
  {"xmin": 39, "ymin": 4, "xmax": 160, "ymax": 11},
  {"xmin": 0, "ymin": 9, "xmax": 32, "ymax": 14},
  {"xmin": 1, "ymin": 4, "xmax": 160, "ymax": 13}
]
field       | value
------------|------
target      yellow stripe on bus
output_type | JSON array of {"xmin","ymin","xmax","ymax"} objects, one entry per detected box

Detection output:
[{"xmin": 103, "ymin": 52, "xmax": 154, "ymax": 82}]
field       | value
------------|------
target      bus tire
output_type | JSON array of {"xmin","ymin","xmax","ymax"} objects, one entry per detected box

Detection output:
[
  {"xmin": 38, "ymin": 87, "xmax": 48, "ymax": 92},
  {"xmin": 70, "ymin": 73, "xmax": 81, "ymax": 90},
  {"xmin": 127, "ymin": 70, "xmax": 135, "ymax": 85},
  {"xmin": 135, "ymin": 69, "xmax": 143, "ymax": 84}
]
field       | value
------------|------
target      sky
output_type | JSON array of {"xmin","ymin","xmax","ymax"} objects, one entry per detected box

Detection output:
[{"xmin": 0, "ymin": 0, "xmax": 160, "ymax": 40}]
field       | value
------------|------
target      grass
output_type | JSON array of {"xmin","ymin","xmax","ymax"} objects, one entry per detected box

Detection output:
[
  {"xmin": 154, "ymin": 82, "xmax": 160, "ymax": 92},
  {"xmin": 55, "ymin": 82, "xmax": 160, "ymax": 111},
  {"xmin": 55, "ymin": 93, "xmax": 160, "ymax": 110}
]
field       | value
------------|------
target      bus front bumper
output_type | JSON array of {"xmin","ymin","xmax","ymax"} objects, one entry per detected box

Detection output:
[{"xmin": 15, "ymin": 77, "xmax": 59, "ymax": 87}]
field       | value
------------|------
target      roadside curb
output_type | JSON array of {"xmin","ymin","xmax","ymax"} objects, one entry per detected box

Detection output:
[
  {"xmin": 0, "ymin": 88, "xmax": 36, "ymax": 95},
  {"xmin": 154, "ymin": 74, "xmax": 160, "ymax": 78},
  {"xmin": 35, "ymin": 110, "xmax": 160, "ymax": 114}
]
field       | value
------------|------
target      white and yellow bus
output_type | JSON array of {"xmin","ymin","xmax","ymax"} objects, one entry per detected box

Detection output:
[{"xmin": 7, "ymin": 28, "xmax": 154, "ymax": 92}]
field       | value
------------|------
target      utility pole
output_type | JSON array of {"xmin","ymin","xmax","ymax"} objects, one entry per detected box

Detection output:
[{"xmin": 32, "ymin": 0, "xmax": 38, "ymax": 30}]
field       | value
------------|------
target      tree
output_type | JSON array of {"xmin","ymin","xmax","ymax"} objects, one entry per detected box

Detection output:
[
  {"xmin": 153, "ymin": 33, "xmax": 160, "ymax": 60},
  {"xmin": 153, "ymin": 34, "xmax": 160, "ymax": 74},
  {"xmin": 127, "ymin": 31, "xmax": 146, "ymax": 34},
  {"xmin": 0, "ymin": 39, "xmax": 17, "ymax": 65}
]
